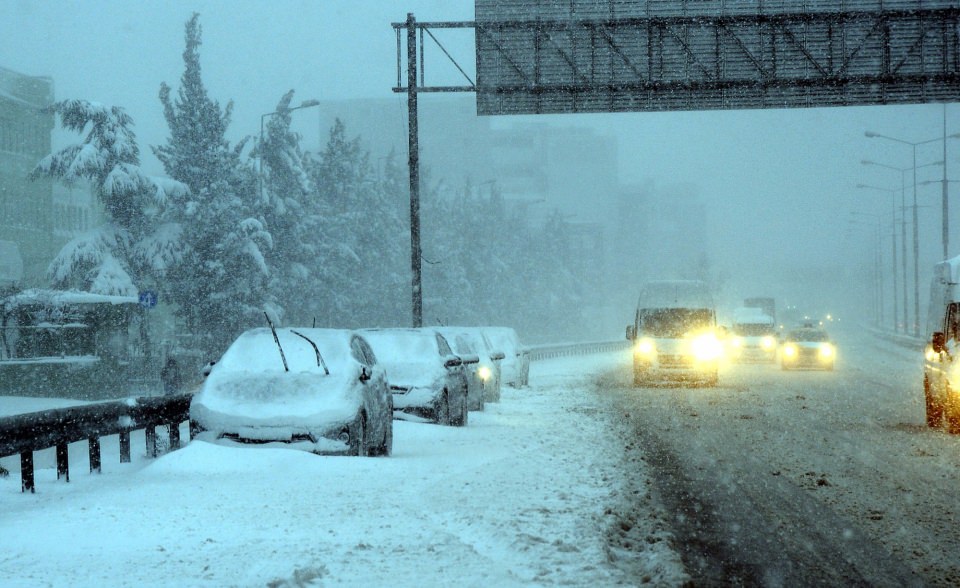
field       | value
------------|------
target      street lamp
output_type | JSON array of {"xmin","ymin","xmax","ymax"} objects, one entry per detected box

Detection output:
[
  {"xmin": 259, "ymin": 98, "xmax": 321, "ymax": 201},
  {"xmin": 856, "ymin": 183, "xmax": 901, "ymax": 332},
  {"xmin": 862, "ymin": 148, "xmax": 948, "ymax": 337}
]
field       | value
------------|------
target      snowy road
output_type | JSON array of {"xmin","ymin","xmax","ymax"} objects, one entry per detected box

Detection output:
[{"xmin": 600, "ymin": 325, "xmax": 960, "ymax": 586}]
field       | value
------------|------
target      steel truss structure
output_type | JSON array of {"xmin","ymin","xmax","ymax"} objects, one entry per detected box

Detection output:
[{"xmin": 475, "ymin": 6, "xmax": 960, "ymax": 115}]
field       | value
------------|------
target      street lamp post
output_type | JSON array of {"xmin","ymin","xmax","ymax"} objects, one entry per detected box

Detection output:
[
  {"xmin": 862, "ymin": 154, "xmax": 946, "ymax": 335},
  {"xmin": 857, "ymin": 183, "xmax": 900, "ymax": 332},
  {"xmin": 259, "ymin": 99, "xmax": 321, "ymax": 201},
  {"xmin": 866, "ymin": 130, "xmax": 960, "ymax": 335}
]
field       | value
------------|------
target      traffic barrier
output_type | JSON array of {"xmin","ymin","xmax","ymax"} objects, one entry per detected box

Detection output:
[
  {"xmin": 526, "ymin": 340, "xmax": 630, "ymax": 361},
  {"xmin": 0, "ymin": 393, "xmax": 191, "ymax": 493}
]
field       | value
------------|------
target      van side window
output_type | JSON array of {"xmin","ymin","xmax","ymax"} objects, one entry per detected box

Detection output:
[{"xmin": 948, "ymin": 303, "xmax": 960, "ymax": 342}]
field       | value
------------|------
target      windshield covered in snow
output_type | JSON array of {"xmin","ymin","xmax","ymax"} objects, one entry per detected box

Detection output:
[{"xmin": 638, "ymin": 308, "xmax": 714, "ymax": 338}]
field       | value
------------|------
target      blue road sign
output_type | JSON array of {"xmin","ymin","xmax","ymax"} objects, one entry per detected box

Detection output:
[{"xmin": 138, "ymin": 290, "xmax": 158, "ymax": 309}]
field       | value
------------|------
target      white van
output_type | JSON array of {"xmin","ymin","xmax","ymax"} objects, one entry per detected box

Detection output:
[
  {"xmin": 626, "ymin": 280, "xmax": 722, "ymax": 386},
  {"xmin": 923, "ymin": 255, "xmax": 960, "ymax": 433}
]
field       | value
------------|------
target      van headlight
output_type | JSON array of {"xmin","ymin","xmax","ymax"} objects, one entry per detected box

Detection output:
[
  {"xmin": 691, "ymin": 333, "xmax": 723, "ymax": 361},
  {"xmin": 636, "ymin": 338, "xmax": 656, "ymax": 356}
]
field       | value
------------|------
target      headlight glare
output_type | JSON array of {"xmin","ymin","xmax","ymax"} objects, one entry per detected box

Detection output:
[
  {"xmin": 636, "ymin": 338, "xmax": 656, "ymax": 355},
  {"xmin": 761, "ymin": 336, "xmax": 776, "ymax": 350},
  {"xmin": 783, "ymin": 344, "xmax": 798, "ymax": 357},
  {"xmin": 691, "ymin": 333, "xmax": 723, "ymax": 361},
  {"xmin": 478, "ymin": 366, "xmax": 492, "ymax": 381},
  {"xmin": 819, "ymin": 343, "xmax": 834, "ymax": 358}
]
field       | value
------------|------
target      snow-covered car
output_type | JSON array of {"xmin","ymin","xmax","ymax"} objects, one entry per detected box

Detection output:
[
  {"xmin": 780, "ymin": 325, "xmax": 835, "ymax": 371},
  {"xmin": 481, "ymin": 326, "xmax": 529, "ymax": 387},
  {"xmin": 189, "ymin": 327, "xmax": 393, "ymax": 456},
  {"xmin": 436, "ymin": 326, "xmax": 505, "ymax": 405},
  {"xmin": 359, "ymin": 328, "xmax": 470, "ymax": 426}
]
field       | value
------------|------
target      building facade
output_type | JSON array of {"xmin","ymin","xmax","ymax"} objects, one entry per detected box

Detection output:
[{"xmin": 0, "ymin": 65, "xmax": 55, "ymax": 288}]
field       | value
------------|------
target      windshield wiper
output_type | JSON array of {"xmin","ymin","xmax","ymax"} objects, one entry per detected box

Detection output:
[
  {"xmin": 264, "ymin": 312, "xmax": 289, "ymax": 372},
  {"xmin": 290, "ymin": 329, "xmax": 330, "ymax": 375}
]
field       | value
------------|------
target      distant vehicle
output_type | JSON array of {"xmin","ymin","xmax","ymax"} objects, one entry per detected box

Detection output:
[
  {"xmin": 189, "ymin": 327, "xmax": 393, "ymax": 456},
  {"xmin": 779, "ymin": 326, "xmax": 835, "ymax": 371},
  {"xmin": 728, "ymin": 306, "xmax": 778, "ymax": 363},
  {"xmin": 360, "ymin": 328, "xmax": 470, "ymax": 427},
  {"xmin": 923, "ymin": 255, "xmax": 960, "ymax": 433},
  {"xmin": 626, "ymin": 280, "xmax": 722, "ymax": 386},
  {"xmin": 481, "ymin": 326, "xmax": 529, "ymax": 387},
  {"xmin": 743, "ymin": 297, "xmax": 776, "ymax": 324},
  {"xmin": 435, "ymin": 326, "xmax": 505, "ymax": 405}
]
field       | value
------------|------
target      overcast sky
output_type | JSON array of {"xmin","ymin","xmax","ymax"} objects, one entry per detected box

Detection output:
[{"xmin": 2, "ymin": 1, "xmax": 956, "ymax": 320}]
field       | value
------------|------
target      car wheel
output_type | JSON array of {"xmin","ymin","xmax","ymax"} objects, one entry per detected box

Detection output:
[
  {"xmin": 373, "ymin": 417, "xmax": 393, "ymax": 457},
  {"xmin": 945, "ymin": 383, "xmax": 960, "ymax": 435},
  {"xmin": 924, "ymin": 375, "xmax": 943, "ymax": 428},
  {"xmin": 353, "ymin": 413, "xmax": 368, "ymax": 456},
  {"xmin": 436, "ymin": 391, "xmax": 450, "ymax": 425},
  {"xmin": 451, "ymin": 391, "xmax": 468, "ymax": 427}
]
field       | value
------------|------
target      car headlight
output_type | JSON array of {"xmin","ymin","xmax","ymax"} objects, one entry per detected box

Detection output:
[
  {"xmin": 761, "ymin": 336, "xmax": 776, "ymax": 350},
  {"xmin": 636, "ymin": 338, "xmax": 656, "ymax": 355},
  {"xmin": 782, "ymin": 343, "xmax": 798, "ymax": 358},
  {"xmin": 691, "ymin": 333, "xmax": 723, "ymax": 361},
  {"xmin": 478, "ymin": 365, "xmax": 492, "ymax": 381},
  {"xmin": 819, "ymin": 343, "xmax": 834, "ymax": 359},
  {"xmin": 730, "ymin": 336, "xmax": 744, "ymax": 348}
]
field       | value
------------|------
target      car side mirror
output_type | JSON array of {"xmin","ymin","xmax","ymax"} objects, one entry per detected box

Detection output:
[
  {"xmin": 444, "ymin": 356, "xmax": 463, "ymax": 368},
  {"xmin": 626, "ymin": 325, "xmax": 635, "ymax": 341},
  {"xmin": 359, "ymin": 367, "xmax": 371, "ymax": 382},
  {"xmin": 932, "ymin": 331, "xmax": 946, "ymax": 354}
]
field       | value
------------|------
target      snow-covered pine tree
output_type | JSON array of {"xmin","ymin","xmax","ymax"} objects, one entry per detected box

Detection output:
[
  {"xmin": 30, "ymin": 100, "xmax": 187, "ymax": 296},
  {"xmin": 307, "ymin": 120, "xmax": 407, "ymax": 327},
  {"xmin": 153, "ymin": 13, "xmax": 271, "ymax": 355}
]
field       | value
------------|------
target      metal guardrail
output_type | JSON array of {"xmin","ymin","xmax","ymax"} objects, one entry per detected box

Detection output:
[
  {"xmin": 526, "ymin": 340, "xmax": 630, "ymax": 361},
  {"xmin": 0, "ymin": 393, "xmax": 191, "ymax": 493},
  {"xmin": 865, "ymin": 326, "xmax": 927, "ymax": 351}
]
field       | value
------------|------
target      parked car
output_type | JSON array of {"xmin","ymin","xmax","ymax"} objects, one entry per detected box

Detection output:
[
  {"xmin": 190, "ymin": 327, "xmax": 393, "ymax": 456},
  {"xmin": 436, "ymin": 326, "xmax": 505, "ymax": 405},
  {"xmin": 780, "ymin": 324, "xmax": 835, "ymax": 371},
  {"xmin": 481, "ymin": 326, "xmax": 529, "ymax": 387},
  {"xmin": 359, "ymin": 328, "xmax": 470, "ymax": 426}
]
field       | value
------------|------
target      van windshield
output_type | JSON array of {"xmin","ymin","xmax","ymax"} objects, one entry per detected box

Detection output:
[
  {"xmin": 734, "ymin": 323, "xmax": 776, "ymax": 336},
  {"xmin": 639, "ymin": 308, "xmax": 714, "ymax": 338}
]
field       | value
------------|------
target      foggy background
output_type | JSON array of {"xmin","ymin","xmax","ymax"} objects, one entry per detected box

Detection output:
[{"xmin": 2, "ymin": 0, "xmax": 955, "ymax": 334}]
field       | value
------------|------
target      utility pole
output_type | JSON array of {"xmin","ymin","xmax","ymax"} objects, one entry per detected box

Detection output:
[{"xmin": 406, "ymin": 13, "xmax": 423, "ymax": 328}]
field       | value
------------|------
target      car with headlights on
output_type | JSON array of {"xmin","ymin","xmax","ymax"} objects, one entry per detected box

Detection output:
[
  {"xmin": 780, "ymin": 325, "xmax": 835, "ymax": 370},
  {"xmin": 481, "ymin": 326, "xmax": 528, "ymax": 387},
  {"xmin": 436, "ymin": 326, "xmax": 505, "ymax": 405},
  {"xmin": 189, "ymin": 327, "xmax": 392, "ymax": 456},
  {"xmin": 359, "ymin": 328, "xmax": 470, "ymax": 426},
  {"xmin": 728, "ymin": 306, "xmax": 778, "ymax": 363}
]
